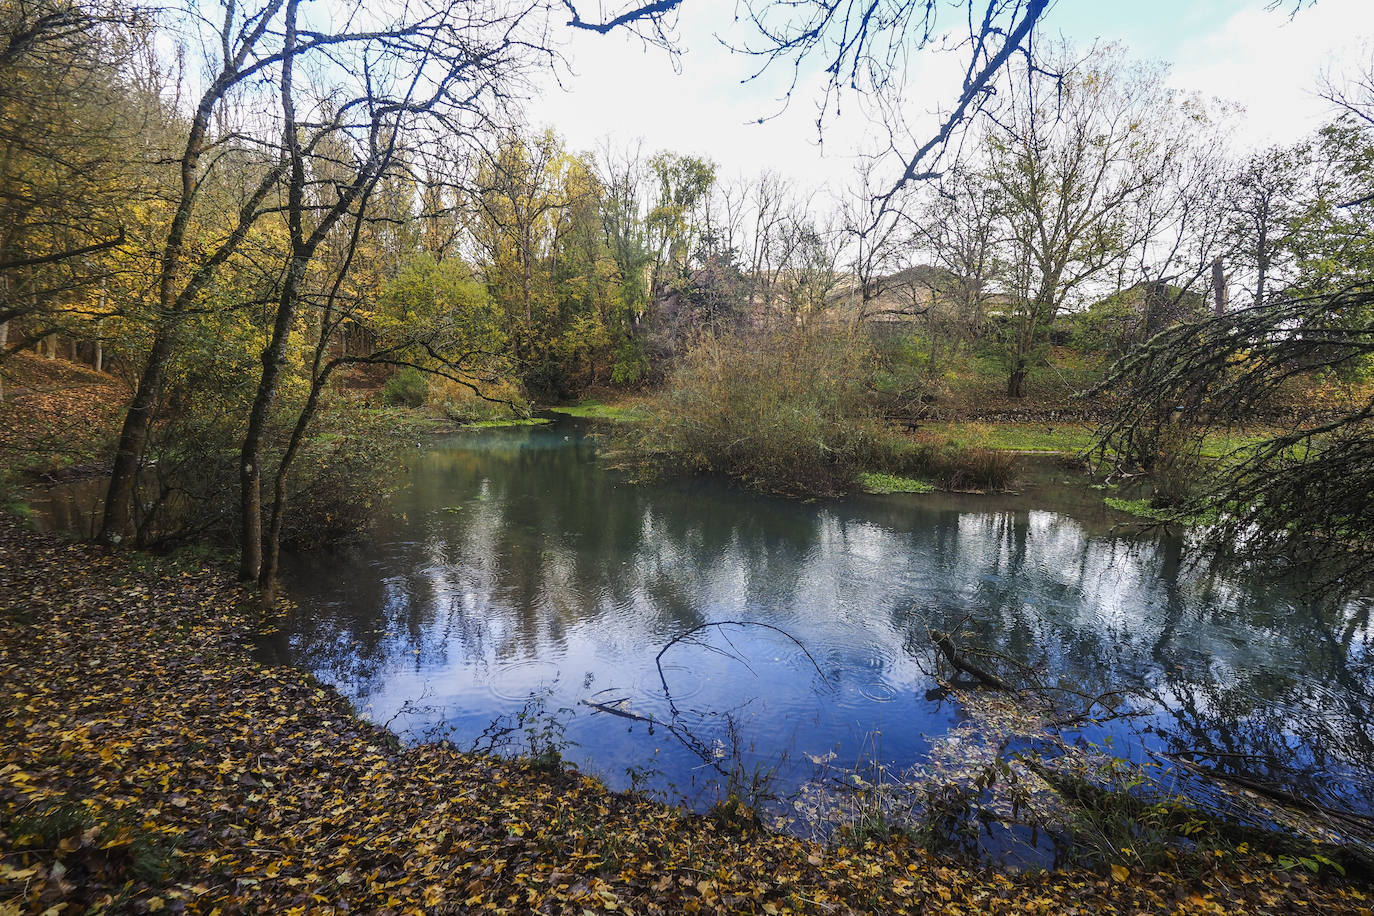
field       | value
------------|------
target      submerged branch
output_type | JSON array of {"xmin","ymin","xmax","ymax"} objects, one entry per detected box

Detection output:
[
  {"xmin": 656, "ymin": 620, "xmax": 832, "ymax": 715},
  {"xmin": 930, "ymin": 629, "xmax": 1013, "ymax": 691}
]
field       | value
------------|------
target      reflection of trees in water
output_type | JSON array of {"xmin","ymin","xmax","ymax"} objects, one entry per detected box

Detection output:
[
  {"xmin": 278, "ymin": 425, "xmax": 831, "ymax": 696},
  {"xmin": 1151, "ymin": 593, "xmax": 1374, "ymax": 811},
  {"xmin": 878, "ymin": 506, "xmax": 1374, "ymax": 810},
  {"xmin": 276, "ymin": 426, "xmax": 1374, "ymax": 806}
]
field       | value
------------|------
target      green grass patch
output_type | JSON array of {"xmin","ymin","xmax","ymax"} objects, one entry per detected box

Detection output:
[
  {"xmin": 546, "ymin": 400, "xmax": 647, "ymax": 422},
  {"xmin": 1195, "ymin": 428, "xmax": 1279, "ymax": 460},
  {"xmin": 857, "ymin": 472, "xmax": 936, "ymax": 494},
  {"xmin": 1103, "ymin": 496, "xmax": 1213, "ymax": 525},
  {"xmin": 918, "ymin": 421, "xmax": 1277, "ymax": 461},
  {"xmin": 1104, "ymin": 496, "xmax": 1176, "ymax": 521},
  {"xmin": 462, "ymin": 417, "xmax": 551, "ymax": 428}
]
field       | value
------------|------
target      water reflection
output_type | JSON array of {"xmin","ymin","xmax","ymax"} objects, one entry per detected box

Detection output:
[{"xmin": 264, "ymin": 421, "xmax": 1374, "ymax": 815}]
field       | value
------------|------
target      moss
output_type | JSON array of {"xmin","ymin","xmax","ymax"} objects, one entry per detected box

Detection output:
[
  {"xmin": 857, "ymin": 472, "xmax": 936, "ymax": 494},
  {"xmin": 462, "ymin": 417, "xmax": 551, "ymax": 428}
]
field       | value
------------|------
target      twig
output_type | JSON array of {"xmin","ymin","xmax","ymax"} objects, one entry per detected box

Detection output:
[{"xmin": 656, "ymin": 621, "xmax": 831, "ymax": 715}]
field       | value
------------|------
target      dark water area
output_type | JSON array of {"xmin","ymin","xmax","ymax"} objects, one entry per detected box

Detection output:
[{"xmin": 258, "ymin": 419, "xmax": 1374, "ymax": 829}]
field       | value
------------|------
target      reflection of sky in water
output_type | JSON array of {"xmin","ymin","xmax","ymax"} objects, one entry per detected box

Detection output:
[{"xmin": 266, "ymin": 421, "xmax": 1374, "ymax": 815}]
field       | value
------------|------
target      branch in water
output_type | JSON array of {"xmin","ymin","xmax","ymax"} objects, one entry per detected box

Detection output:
[{"xmin": 656, "ymin": 620, "xmax": 831, "ymax": 715}]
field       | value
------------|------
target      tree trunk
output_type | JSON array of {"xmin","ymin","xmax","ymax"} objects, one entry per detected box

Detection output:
[
  {"xmin": 100, "ymin": 325, "xmax": 176, "ymax": 542},
  {"xmin": 241, "ymin": 254, "xmax": 310, "ymax": 580},
  {"xmin": 98, "ymin": 0, "xmax": 289, "ymax": 546},
  {"xmin": 260, "ymin": 359, "xmax": 333, "ymax": 591},
  {"xmin": 1211, "ymin": 257, "xmax": 1227, "ymax": 318},
  {"xmin": 1007, "ymin": 361, "xmax": 1027, "ymax": 398},
  {"xmin": 93, "ymin": 284, "xmax": 106, "ymax": 371},
  {"xmin": 1143, "ymin": 280, "xmax": 1167, "ymax": 336},
  {"xmin": 241, "ymin": 0, "xmax": 301, "ymax": 582}
]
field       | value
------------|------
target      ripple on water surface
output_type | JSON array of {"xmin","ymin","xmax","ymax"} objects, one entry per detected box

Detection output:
[
  {"xmin": 635, "ymin": 663, "xmax": 706, "ymax": 702},
  {"xmin": 486, "ymin": 659, "xmax": 562, "ymax": 701},
  {"xmin": 814, "ymin": 639, "xmax": 909, "ymax": 706}
]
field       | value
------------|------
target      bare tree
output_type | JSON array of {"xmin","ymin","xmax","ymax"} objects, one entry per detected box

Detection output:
[
  {"xmin": 909, "ymin": 164, "xmax": 1002, "ymax": 336},
  {"xmin": 776, "ymin": 213, "xmax": 844, "ymax": 324},
  {"xmin": 740, "ymin": 171, "xmax": 793, "ymax": 320},
  {"xmin": 839, "ymin": 161, "xmax": 906, "ymax": 324},
  {"xmin": 982, "ymin": 46, "xmax": 1176, "ymax": 397},
  {"xmin": 1107, "ymin": 98, "xmax": 1236, "ymax": 346},
  {"xmin": 1224, "ymin": 144, "xmax": 1312, "ymax": 309}
]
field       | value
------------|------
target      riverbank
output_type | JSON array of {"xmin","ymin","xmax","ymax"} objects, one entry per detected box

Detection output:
[{"xmin": 1, "ymin": 518, "xmax": 1369, "ymax": 914}]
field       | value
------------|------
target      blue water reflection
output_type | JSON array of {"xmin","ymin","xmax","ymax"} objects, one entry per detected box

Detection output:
[{"xmin": 265, "ymin": 420, "xmax": 1374, "ymax": 820}]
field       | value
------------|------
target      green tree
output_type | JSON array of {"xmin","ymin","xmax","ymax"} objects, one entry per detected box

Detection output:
[
  {"xmin": 645, "ymin": 152, "xmax": 716, "ymax": 293},
  {"xmin": 0, "ymin": 0, "xmax": 153, "ymax": 368}
]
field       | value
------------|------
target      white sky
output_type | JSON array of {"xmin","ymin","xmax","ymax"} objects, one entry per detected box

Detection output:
[{"xmin": 524, "ymin": 0, "xmax": 1374, "ymax": 190}]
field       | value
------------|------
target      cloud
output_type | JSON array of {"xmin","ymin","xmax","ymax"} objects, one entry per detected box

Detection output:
[
  {"xmin": 525, "ymin": 0, "xmax": 1374, "ymax": 187},
  {"xmin": 1168, "ymin": 0, "xmax": 1372, "ymax": 149}
]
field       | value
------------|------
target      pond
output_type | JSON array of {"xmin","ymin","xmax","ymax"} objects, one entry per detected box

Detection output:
[{"xmin": 259, "ymin": 418, "xmax": 1374, "ymax": 841}]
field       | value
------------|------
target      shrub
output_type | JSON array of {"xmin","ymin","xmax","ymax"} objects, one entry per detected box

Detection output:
[
  {"xmin": 432, "ymin": 377, "xmax": 530, "ymax": 423},
  {"xmin": 382, "ymin": 368, "xmax": 429, "ymax": 407},
  {"xmin": 125, "ymin": 394, "xmax": 420, "ymax": 551},
  {"xmin": 620, "ymin": 325, "xmax": 885, "ymax": 497},
  {"xmin": 280, "ymin": 405, "xmax": 426, "ymax": 549},
  {"xmin": 610, "ymin": 335, "xmax": 650, "ymax": 387}
]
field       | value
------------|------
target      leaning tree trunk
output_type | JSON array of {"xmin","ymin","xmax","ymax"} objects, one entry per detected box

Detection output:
[
  {"xmin": 98, "ymin": 0, "xmax": 289, "ymax": 546},
  {"xmin": 239, "ymin": 254, "xmax": 308, "ymax": 580},
  {"xmin": 260, "ymin": 359, "xmax": 335, "ymax": 594},
  {"xmin": 100, "ymin": 325, "xmax": 176, "ymax": 542}
]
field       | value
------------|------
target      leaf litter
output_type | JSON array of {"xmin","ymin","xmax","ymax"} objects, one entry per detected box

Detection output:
[{"xmin": 1, "ymin": 518, "xmax": 1370, "ymax": 914}]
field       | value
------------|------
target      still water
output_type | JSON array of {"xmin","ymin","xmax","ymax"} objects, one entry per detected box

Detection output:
[{"xmin": 263, "ymin": 420, "xmax": 1374, "ymax": 820}]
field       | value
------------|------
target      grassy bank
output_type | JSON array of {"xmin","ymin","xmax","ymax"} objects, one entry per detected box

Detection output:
[
  {"xmin": 545, "ymin": 398, "xmax": 649, "ymax": 422},
  {"xmin": 918, "ymin": 421, "xmax": 1279, "ymax": 459},
  {"xmin": 2, "ymin": 519, "xmax": 1365, "ymax": 914}
]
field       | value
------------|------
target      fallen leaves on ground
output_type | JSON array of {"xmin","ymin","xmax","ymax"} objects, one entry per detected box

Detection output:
[
  {"xmin": 1, "ymin": 519, "xmax": 1369, "ymax": 914},
  {"xmin": 0, "ymin": 355, "xmax": 128, "ymax": 475}
]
